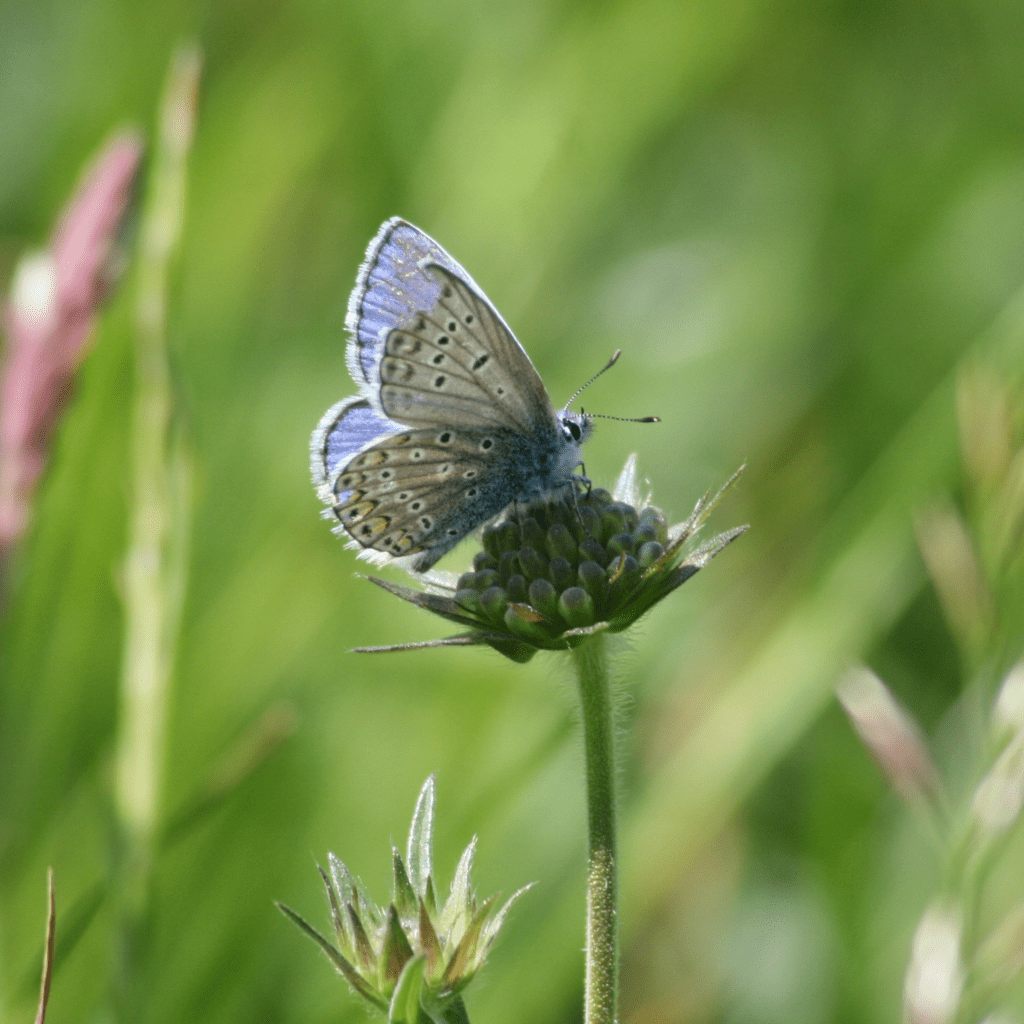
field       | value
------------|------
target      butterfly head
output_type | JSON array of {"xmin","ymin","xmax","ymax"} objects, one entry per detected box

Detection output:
[{"xmin": 557, "ymin": 408, "xmax": 594, "ymax": 448}]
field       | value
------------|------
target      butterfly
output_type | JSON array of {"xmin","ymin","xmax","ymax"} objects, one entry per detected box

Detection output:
[{"xmin": 311, "ymin": 218, "xmax": 629, "ymax": 572}]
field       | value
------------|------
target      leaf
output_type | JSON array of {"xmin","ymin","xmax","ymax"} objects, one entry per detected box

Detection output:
[
  {"xmin": 442, "ymin": 895, "xmax": 497, "ymax": 987},
  {"xmin": 388, "ymin": 954, "xmax": 427, "ymax": 1024},
  {"xmin": 482, "ymin": 883, "xmax": 534, "ymax": 948},
  {"xmin": 354, "ymin": 634, "xmax": 488, "ymax": 654},
  {"xmin": 440, "ymin": 836, "xmax": 476, "ymax": 936},
  {"xmin": 419, "ymin": 898, "xmax": 443, "ymax": 971},
  {"xmin": 277, "ymin": 902, "xmax": 387, "ymax": 1010},
  {"xmin": 317, "ymin": 863, "xmax": 349, "ymax": 955},
  {"xmin": 393, "ymin": 848, "xmax": 418, "ymax": 917},
  {"xmin": 363, "ymin": 577, "xmax": 486, "ymax": 629},
  {"xmin": 407, "ymin": 776, "xmax": 435, "ymax": 900},
  {"xmin": 348, "ymin": 903, "xmax": 378, "ymax": 972},
  {"xmin": 381, "ymin": 904, "xmax": 415, "ymax": 983}
]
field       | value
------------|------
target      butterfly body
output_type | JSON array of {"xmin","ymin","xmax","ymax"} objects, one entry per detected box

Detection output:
[{"xmin": 311, "ymin": 218, "xmax": 592, "ymax": 572}]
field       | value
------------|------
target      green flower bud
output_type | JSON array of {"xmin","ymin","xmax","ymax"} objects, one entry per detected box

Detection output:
[
  {"xmin": 505, "ymin": 574, "xmax": 528, "ymax": 604},
  {"xmin": 638, "ymin": 540, "xmax": 664, "ymax": 569},
  {"xmin": 559, "ymin": 586, "xmax": 596, "ymax": 628},
  {"xmin": 528, "ymin": 578, "xmax": 560, "ymax": 619},
  {"xmin": 473, "ymin": 568, "xmax": 500, "ymax": 591},
  {"xmin": 498, "ymin": 549, "xmax": 520, "ymax": 583},
  {"xmin": 480, "ymin": 585, "xmax": 509, "ymax": 622},
  {"xmin": 546, "ymin": 522, "xmax": 578, "ymax": 562},
  {"xmin": 473, "ymin": 551, "xmax": 498, "ymax": 573},
  {"xmin": 483, "ymin": 520, "xmax": 519, "ymax": 558},
  {"xmin": 455, "ymin": 589, "xmax": 482, "ymax": 615},
  {"xmin": 548, "ymin": 556, "xmax": 575, "ymax": 592},
  {"xmin": 639, "ymin": 507, "xmax": 668, "ymax": 544},
  {"xmin": 279, "ymin": 778, "xmax": 530, "ymax": 1019},
  {"xmin": 518, "ymin": 545, "xmax": 549, "ymax": 581},
  {"xmin": 609, "ymin": 501, "xmax": 639, "ymax": 533},
  {"xmin": 520, "ymin": 517, "xmax": 547, "ymax": 552},
  {"xmin": 578, "ymin": 537, "xmax": 609, "ymax": 567},
  {"xmin": 577, "ymin": 560, "xmax": 607, "ymax": 605},
  {"xmin": 575, "ymin": 504, "xmax": 602, "ymax": 542},
  {"xmin": 606, "ymin": 532, "xmax": 635, "ymax": 559}
]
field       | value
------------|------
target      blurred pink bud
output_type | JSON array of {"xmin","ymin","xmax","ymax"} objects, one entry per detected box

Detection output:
[
  {"xmin": 837, "ymin": 667, "xmax": 943, "ymax": 809},
  {"xmin": 0, "ymin": 131, "xmax": 143, "ymax": 551}
]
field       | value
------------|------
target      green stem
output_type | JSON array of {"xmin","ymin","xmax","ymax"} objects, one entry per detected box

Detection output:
[{"xmin": 572, "ymin": 633, "xmax": 619, "ymax": 1024}]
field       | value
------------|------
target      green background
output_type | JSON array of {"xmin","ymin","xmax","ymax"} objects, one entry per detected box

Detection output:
[{"xmin": 2, "ymin": 0, "xmax": 1024, "ymax": 1021}]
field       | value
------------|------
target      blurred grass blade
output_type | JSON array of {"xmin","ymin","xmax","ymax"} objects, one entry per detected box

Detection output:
[
  {"xmin": 112, "ymin": 43, "xmax": 201, "ymax": 1018},
  {"xmin": 623, "ymin": 277, "xmax": 1024, "ymax": 930},
  {"xmin": 33, "ymin": 868, "xmax": 55, "ymax": 1024}
]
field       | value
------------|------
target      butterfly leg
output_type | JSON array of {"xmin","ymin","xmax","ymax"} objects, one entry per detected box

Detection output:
[{"xmin": 567, "ymin": 469, "xmax": 594, "ymax": 535}]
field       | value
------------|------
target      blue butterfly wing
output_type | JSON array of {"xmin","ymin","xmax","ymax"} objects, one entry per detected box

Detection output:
[
  {"xmin": 346, "ymin": 218, "xmax": 488, "ymax": 385},
  {"xmin": 346, "ymin": 221, "xmax": 555, "ymax": 437},
  {"xmin": 310, "ymin": 395, "xmax": 405, "ymax": 501}
]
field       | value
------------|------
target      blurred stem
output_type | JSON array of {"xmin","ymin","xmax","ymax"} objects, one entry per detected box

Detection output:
[
  {"xmin": 112, "ymin": 44, "xmax": 200, "ymax": 1018},
  {"xmin": 34, "ymin": 868, "xmax": 55, "ymax": 1024},
  {"xmin": 572, "ymin": 634, "xmax": 619, "ymax": 1024}
]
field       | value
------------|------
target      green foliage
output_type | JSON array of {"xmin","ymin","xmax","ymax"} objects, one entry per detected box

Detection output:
[{"xmin": 2, "ymin": 1, "xmax": 1024, "ymax": 1022}]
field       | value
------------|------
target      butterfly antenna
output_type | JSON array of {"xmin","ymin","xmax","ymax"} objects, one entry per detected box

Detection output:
[
  {"xmin": 582, "ymin": 410, "xmax": 661, "ymax": 423},
  {"xmin": 563, "ymin": 349, "xmax": 622, "ymax": 410}
]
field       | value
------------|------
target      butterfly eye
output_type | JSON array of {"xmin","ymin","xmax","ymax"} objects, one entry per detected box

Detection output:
[{"xmin": 567, "ymin": 421, "xmax": 582, "ymax": 442}]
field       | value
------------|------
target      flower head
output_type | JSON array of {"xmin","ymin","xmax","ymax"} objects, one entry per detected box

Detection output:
[
  {"xmin": 356, "ymin": 456, "xmax": 747, "ymax": 662},
  {"xmin": 278, "ymin": 776, "xmax": 528, "ymax": 1022}
]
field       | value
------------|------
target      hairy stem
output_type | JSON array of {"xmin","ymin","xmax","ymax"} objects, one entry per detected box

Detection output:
[{"xmin": 573, "ymin": 634, "xmax": 618, "ymax": 1024}]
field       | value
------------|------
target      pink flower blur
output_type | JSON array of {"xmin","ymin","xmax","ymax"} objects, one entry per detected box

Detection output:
[{"xmin": 0, "ymin": 132, "xmax": 143, "ymax": 550}]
